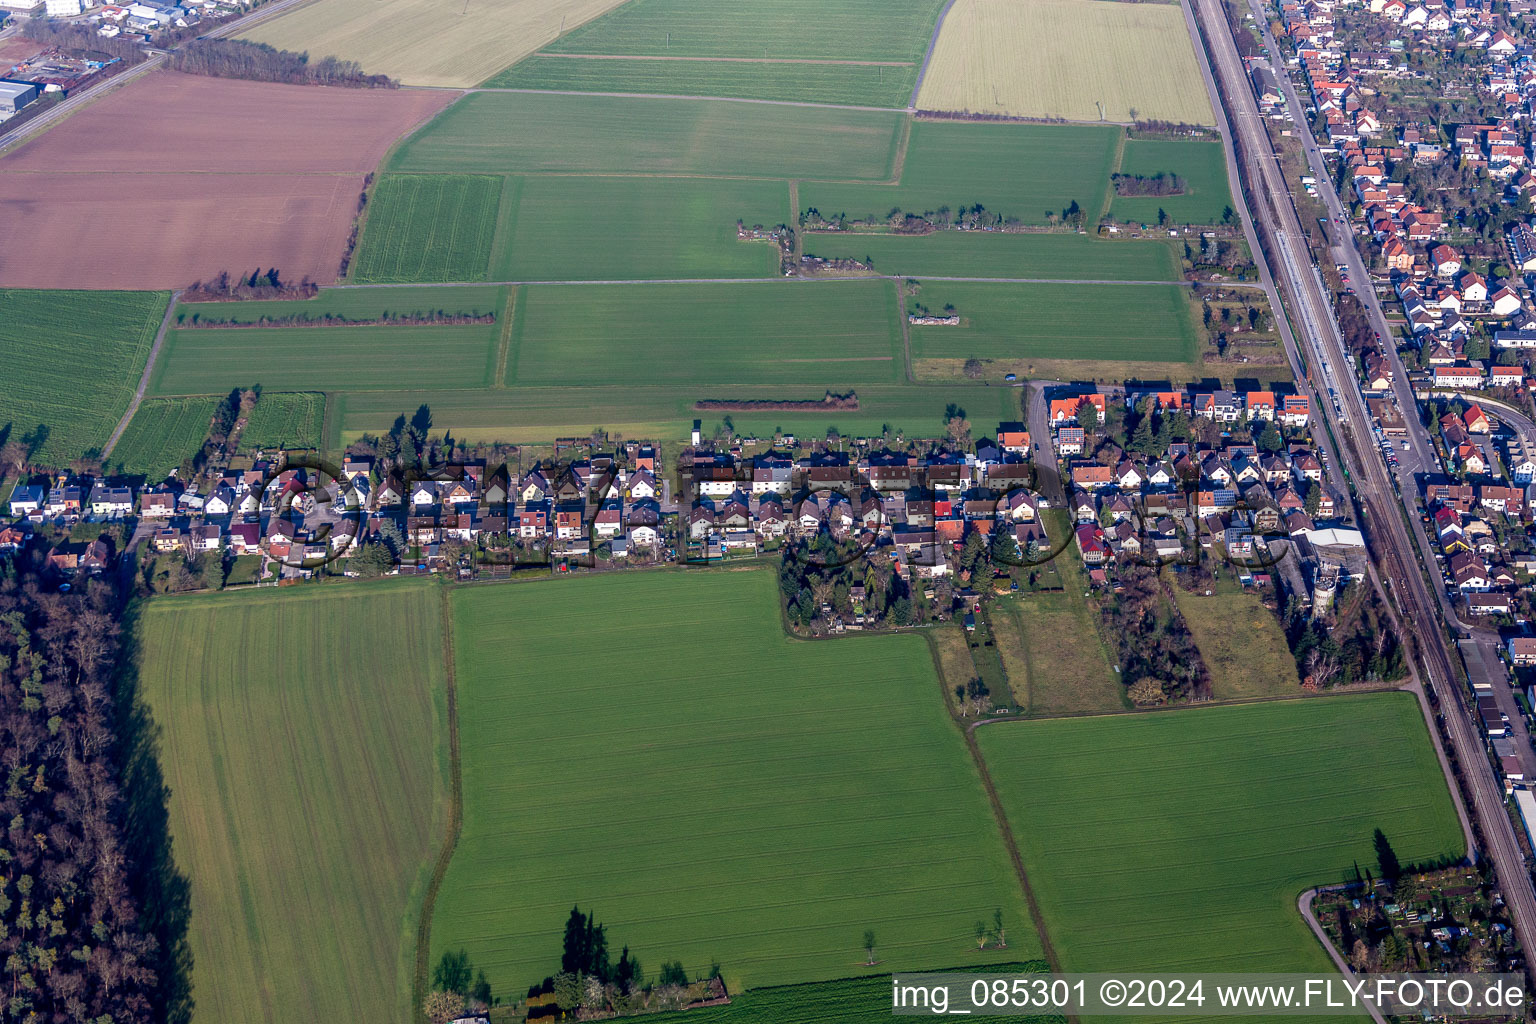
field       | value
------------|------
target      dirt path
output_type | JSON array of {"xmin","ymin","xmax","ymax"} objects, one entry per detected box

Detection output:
[
  {"xmin": 909, "ymin": 0, "xmax": 960, "ymax": 109},
  {"xmin": 493, "ymin": 286, "xmax": 518, "ymax": 387},
  {"xmin": 332, "ymin": 274, "xmax": 1197, "ymax": 290},
  {"xmin": 413, "ymin": 589, "xmax": 464, "ymax": 1024},
  {"xmin": 1298, "ymin": 889, "xmax": 1390, "ymax": 1024},
  {"xmin": 532, "ymin": 52, "xmax": 914, "ymax": 66},
  {"xmin": 101, "ymin": 290, "xmax": 181, "ymax": 459}
]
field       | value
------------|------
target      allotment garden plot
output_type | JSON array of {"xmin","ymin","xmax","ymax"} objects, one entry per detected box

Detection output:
[
  {"xmin": 490, "ymin": 0, "xmax": 948, "ymax": 106},
  {"xmin": 978, "ymin": 695, "xmax": 1462, "ymax": 980},
  {"xmin": 916, "ymin": 0, "xmax": 1215, "ymax": 125},
  {"xmin": 134, "ymin": 583, "xmax": 449, "ymax": 1024},
  {"xmin": 434, "ymin": 570, "xmax": 1034, "ymax": 995}
]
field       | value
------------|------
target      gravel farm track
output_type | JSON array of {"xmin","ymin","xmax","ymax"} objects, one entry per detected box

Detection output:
[{"xmin": 0, "ymin": 72, "xmax": 455, "ymax": 289}]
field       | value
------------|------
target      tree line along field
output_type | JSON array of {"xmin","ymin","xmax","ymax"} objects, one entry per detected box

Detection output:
[
  {"xmin": 435, "ymin": 569, "xmax": 1036, "ymax": 996},
  {"xmin": 241, "ymin": 0, "xmax": 630, "ymax": 86},
  {"xmin": 390, "ymin": 93, "xmax": 904, "ymax": 180},
  {"xmin": 907, "ymin": 282, "xmax": 1199, "ymax": 366},
  {"xmin": 915, "ymin": 0, "xmax": 1215, "ymax": 125},
  {"xmin": 131, "ymin": 583, "xmax": 449, "ymax": 1024},
  {"xmin": 487, "ymin": 0, "xmax": 948, "ymax": 106},
  {"xmin": 1108, "ymin": 139, "xmax": 1233, "ymax": 226},
  {"xmin": 801, "ymin": 122, "xmax": 1120, "ymax": 229},
  {"xmin": 0, "ymin": 289, "xmax": 167, "ymax": 466},
  {"xmin": 174, "ymin": 284, "xmax": 507, "ymax": 325},
  {"xmin": 976, "ymin": 695, "xmax": 1463, "ymax": 986},
  {"xmin": 330, "ymin": 382, "xmax": 1021, "ymax": 448},
  {"xmin": 109, "ymin": 397, "xmax": 220, "ymax": 478}
]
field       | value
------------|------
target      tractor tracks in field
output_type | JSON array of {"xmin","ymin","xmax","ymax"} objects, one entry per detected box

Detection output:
[{"xmin": 102, "ymin": 290, "xmax": 181, "ymax": 460}]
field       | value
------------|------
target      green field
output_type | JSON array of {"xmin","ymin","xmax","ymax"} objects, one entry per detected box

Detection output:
[
  {"xmin": 489, "ymin": 0, "xmax": 947, "ymax": 105},
  {"xmin": 801, "ymin": 122, "xmax": 1118, "ymax": 228},
  {"xmin": 977, "ymin": 695, "xmax": 1463, "ymax": 979},
  {"xmin": 645, "ymin": 967, "xmax": 1056, "ymax": 1024},
  {"xmin": 110, "ymin": 396, "xmax": 217, "ymax": 478},
  {"xmin": 487, "ymin": 56, "xmax": 916, "ymax": 108},
  {"xmin": 175, "ymin": 285, "xmax": 506, "ymax": 325},
  {"xmin": 1109, "ymin": 139, "xmax": 1233, "ymax": 226},
  {"xmin": 540, "ymin": 0, "xmax": 945, "ymax": 59},
  {"xmin": 494, "ymin": 176, "xmax": 789, "ymax": 281},
  {"xmin": 133, "ymin": 583, "xmax": 449, "ymax": 1024},
  {"xmin": 805, "ymin": 233, "xmax": 1179, "ymax": 281},
  {"xmin": 908, "ymin": 282, "xmax": 1198, "ymax": 364},
  {"xmin": 241, "ymin": 391, "xmax": 327, "ymax": 452},
  {"xmin": 434, "ymin": 570, "xmax": 1035, "ymax": 994},
  {"xmin": 0, "ymin": 289, "xmax": 167, "ymax": 466},
  {"xmin": 333, "ymin": 381, "xmax": 1019, "ymax": 446},
  {"xmin": 510, "ymin": 280, "xmax": 902, "ymax": 385},
  {"xmin": 351, "ymin": 175, "xmax": 503, "ymax": 283},
  {"xmin": 390, "ymin": 92, "xmax": 903, "ymax": 180},
  {"xmin": 1171, "ymin": 586, "xmax": 1302, "ymax": 699},
  {"xmin": 148, "ymin": 323, "xmax": 500, "ymax": 395}
]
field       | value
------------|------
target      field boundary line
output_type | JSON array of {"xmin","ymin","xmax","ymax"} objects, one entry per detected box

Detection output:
[
  {"xmin": 909, "ymin": 0, "xmax": 960, "ymax": 110},
  {"xmin": 887, "ymin": 114, "xmax": 913, "ymax": 183},
  {"xmin": 330, "ymin": 274, "xmax": 1194, "ymax": 290},
  {"xmin": 1094, "ymin": 129, "xmax": 1128, "ymax": 225},
  {"xmin": 413, "ymin": 586, "xmax": 464, "ymax": 1024},
  {"xmin": 529, "ymin": 52, "xmax": 916, "ymax": 66},
  {"xmin": 925, "ymin": 630, "xmax": 1066, "ymax": 992},
  {"xmin": 493, "ymin": 286, "xmax": 518, "ymax": 387},
  {"xmin": 102, "ymin": 290, "xmax": 180, "ymax": 459}
]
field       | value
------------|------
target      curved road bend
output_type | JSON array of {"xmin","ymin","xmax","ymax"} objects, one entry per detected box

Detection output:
[{"xmin": 1187, "ymin": 0, "xmax": 1536, "ymax": 970}]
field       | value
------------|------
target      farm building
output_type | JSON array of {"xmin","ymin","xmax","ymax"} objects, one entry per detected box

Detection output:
[{"xmin": 0, "ymin": 79, "xmax": 37, "ymax": 115}]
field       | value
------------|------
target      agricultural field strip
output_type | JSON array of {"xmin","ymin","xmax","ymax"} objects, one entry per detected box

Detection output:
[
  {"xmin": 330, "ymin": 275, "xmax": 1195, "ymax": 289},
  {"xmin": 528, "ymin": 53, "xmax": 915, "ymax": 65},
  {"xmin": 457, "ymin": 86, "xmax": 910, "ymax": 115}
]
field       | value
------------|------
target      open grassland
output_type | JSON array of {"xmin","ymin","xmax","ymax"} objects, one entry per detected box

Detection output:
[
  {"xmin": 351, "ymin": 175, "xmax": 503, "ymax": 283},
  {"xmin": 175, "ymin": 285, "xmax": 506, "ymax": 325},
  {"xmin": 242, "ymin": 0, "xmax": 627, "ymax": 86},
  {"xmin": 490, "ymin": 0, "xmax": 947, "ymax": 104},
  {"xmin": 0, "ymin": 289, "xmax": 165, "ymax": 465},
  {"xmin": 149, "ymin": 323, "xmax": 499, "ymax": 395},
  {"xmin": 0, "ymin": 74, "xmax": 452, "ymax": 288},
  {"xmin": 916, "ymin": 0, "xmax": 1214, "ymax": 125},
  {"xmin": 991, "ymin": 518, "xmax": 1127, "ymax": 716},
  {"xmin": 390, "ymin": 92, "xmax": 902, "ymax": 180},
  {"xmin": 801, "ymin": 122, "xmax": 1118, "ymax": 227},
  {"xmin": 1109, "ymin": 139, "xmax": 1233, "ymax": 226},
  {"xmin": 804, "ymin": 233, "xmax": 1179, "ymax": 281},
  {"xmin": 487, "ymin": 56, "xmax": 915, "ymax": 108},
  {"xmin": 494, "ymin": 176, "xmax": 789, "ymax": 281},
  {"xmin": 240, "ymin": 392, "xmax": 327, "ymax": 452},
  {"xmin": 1170, "ymin": 586, "xmax": 1302, "ymax": 699},
  {"xmin": 978, "ymin": 695, "xmax": 1463, "ymax": 980},
  {"xmin": 510, "ymin": 281, "xmax": 902, "ymax": 386},
  {"xmin": 110, "ymin": 397, "xmax": 216, "ymax": 478},
  {"xmin": 435, "ymin": 570, "xmax": 1035, "ymax": 995},
  {"xmin": 908, "ymin": 282, "xmax": 1197, "ymax": 364},
  {"xmin": 133, "ymin": 583, "xmax": 448, "ymax": 1024},
  {"xmin": 334, "ymin": 382, "xmax": 1018, "ymax": 446}
]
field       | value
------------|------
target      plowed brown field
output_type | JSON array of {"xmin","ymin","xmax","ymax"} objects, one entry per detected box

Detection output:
[{"xmin": 0, "ymin": 72, "xmax": 456, "ymax": 287}]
